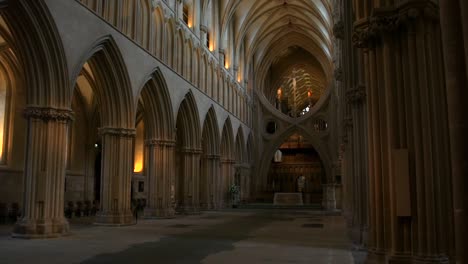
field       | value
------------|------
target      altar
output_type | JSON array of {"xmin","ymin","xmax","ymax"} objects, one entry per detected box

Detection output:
[{"xmin": 273, "ymin": 192, "xmax": 304, "ymax": 206}]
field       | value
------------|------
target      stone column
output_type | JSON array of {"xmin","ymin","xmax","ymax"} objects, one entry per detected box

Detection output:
[
  {"xmin": 353, "ymin": 2, "xmax": 454, "ymax": 262},
  {"xmin": 219, "ymin": 158, "xmax": 234, "ymax": 207},
  {"xmin": 200, "ymin": 154, "xmax": 220, "ymax": 210},
  {"xmin": 144, "ymin": 139, "xmax": 176, "ymax": 218},
  {"xmin": 13, "ymin": 106, "xmax": 73, "ymax": 238},
  {"xmin": 239, "ymin": 165, "xmax": 251, "ymax": 203},
  {"xmin": 346, "ymin": 86, "xmax": 368, "ymax": 248},
  {"xmin": 323, "ymin": 162, "xmax": 339, "ymax": 211},
  {"xmin": 178, "ymin": 148, "xmax": 201, "ymax": 214},
  {"xmin": 95, "ymin": 127, "xmax": 135, "ymax": 226},
  {"xmin": 439, "ymin": 1, "xmax": 468, "ymax": 263}
]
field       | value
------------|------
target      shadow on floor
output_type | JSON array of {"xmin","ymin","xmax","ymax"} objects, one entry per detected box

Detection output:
[{"xmin": 81, "ymin": 212, "xmax": 275, "ymax": 264}]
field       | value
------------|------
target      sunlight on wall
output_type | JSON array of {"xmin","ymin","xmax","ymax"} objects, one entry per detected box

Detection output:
[{"xmin": 134, "ymin": 120, "xmax": 144, "ymax": 173}]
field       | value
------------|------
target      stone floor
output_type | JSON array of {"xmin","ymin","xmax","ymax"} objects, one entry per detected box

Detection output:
[{"xmin": 0, "ymin": 209, "xmax": 365, "ymax": 264}]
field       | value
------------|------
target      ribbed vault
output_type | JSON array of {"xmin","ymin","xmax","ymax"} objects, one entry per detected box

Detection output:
[{"xmin": 220, "ymin": 0, "xmax": 333, "ymax": 117}]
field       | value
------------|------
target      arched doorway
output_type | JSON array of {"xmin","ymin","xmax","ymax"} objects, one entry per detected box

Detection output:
[{"xmin": 267, "ymin": 133, "xmax": 325, "ymax": 205}]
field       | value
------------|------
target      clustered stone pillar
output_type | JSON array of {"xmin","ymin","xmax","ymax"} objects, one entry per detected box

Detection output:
[
  {"xmin": 353, "ymin": 2, "xmax": 454, "ymax": 262},
  {"xmin": 95, "ymin": 127, "xmax": 135, "ymax": 225},
  {"xmin": 13, "ymin": 106, "xmax": 73, "ymax": 238},
  {"xmin": 439, "ymin": 1, "xmax": 468, "ymax": 263},
  {"xmin": 239, "ymin": 165, "xmax": 251, "ymax": 203},
  {"xmin": 346, "ymin": 86, "xmax": 368, "ymax": 248},
  {"xmin": 322, "ymin": 162, "xmax": 338, "ymax": 211},
  {"xmin": 178, "ymin": 148, "xmax": 201, "ymax": 213},
  {"xmin": 220, "ymin": 158, "xmax": 234, "ymax": 207},
  {"xmin": 144, "ymin": 139, "xmax": 176, "ymax": 218},
  {"xmin": 200, "ymin": 154, "xmax": 220, "ymax": 210}
]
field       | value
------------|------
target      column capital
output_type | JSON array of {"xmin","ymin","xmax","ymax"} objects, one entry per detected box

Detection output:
[
  {"xmin": 205, "ymin": 154, "xmax": 221, "ymax": 160},
  {"xmin": 23, "ymin": 106, "xmax": 74, "ymax": 122},
  {"xmin": 180, "ymin": 147, "xmax": 202, "ymax": 154},
  {"xmin": 353, "ymin": 2, "xmax": 439, "ymax": 48},
  {"xmin": 220, "ymin": 158, "xmax": 236, "ymax": 164},
  {"xmin": 145, "ymin": 139, "xmax": 176, "ymax": 147},
  {"xmin": 98, "ymin": 127, "xmax": 136, "ymax": 138}
]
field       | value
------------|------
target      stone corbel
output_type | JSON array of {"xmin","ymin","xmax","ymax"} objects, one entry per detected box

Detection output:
[
  {"xmin": 200, "ymin": 25, "xmax": 208, "ymax": 33},
  {"xmin": 23, "ymin": 106, "xmax": 74, "ymax": 122}
]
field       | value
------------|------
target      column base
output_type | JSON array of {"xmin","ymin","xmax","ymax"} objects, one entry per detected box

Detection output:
[
  {"xmin": 366, "ymin": 249, "xmax": 387, "ymax": 264},
  {"xmin": 144, "ymin": 207, "xmax": 175, "ymax": 219},
  {"xmin": 412, "ymin": 255, "xmax": 449, "ymax": 264},
  {"xmin": 388, "ymin": 253, "xmax": 412, "ymax": 264},
  {"xmin": 12, "ymin": 218, "xmax": 70, "ymax": 239},
  {"xmin": 94, "ymin": 211, "xmax": 135, "ymax": 226},
  {"xmin": 176, "ymin": 206, "xmax": 201, "ymax": 215},
  {"xmin": 200, "ymin": 203, "xmax": 216, "ymax": 211}
]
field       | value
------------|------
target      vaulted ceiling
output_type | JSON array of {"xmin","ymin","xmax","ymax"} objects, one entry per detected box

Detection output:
[
  {"xmin": 219, "ymin": 0, "xmax": 333, "ymax": 114},
  {"xmin": 220, "ymin": 0, "xmax": 333, "ymax": 72}
]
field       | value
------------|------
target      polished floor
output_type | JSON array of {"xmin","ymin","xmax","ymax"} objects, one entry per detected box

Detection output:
[{"xmin": 0, "ymin": 209, "xmax": 363, "ymax": 264}]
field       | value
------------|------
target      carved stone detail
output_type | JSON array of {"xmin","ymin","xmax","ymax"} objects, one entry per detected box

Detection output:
[
  {"xmin": 23, "ymin": 106, "xmax": 74, "ymax": 122},
  {"xmin": 346, "ymin": 85, "xmax": 366, "ymax": 105},
  {"xmin": 98, "ymin": 127, "xmax": 136, "ymax": 137},
  {"xmin": 352, "ymin": 2, "xmax": 439, "ymax": 49},
  {"xmin": 333, "ymin": 20, "xmax": 344, "ymax": 39},
  {"xmin": 145, "ymin": 139, "xmax": 176, "ymax": 147},
  {"xmin": 200, "ymin": 25, "xmax": 208, "ymax": 33},
  {"xmin": 179, "ymin": 147, "xmax": 203, "ymax": 154}
]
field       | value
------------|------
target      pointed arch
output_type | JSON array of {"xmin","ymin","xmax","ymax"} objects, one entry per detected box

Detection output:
[
  {"xmin": 3, "ymin": 0, "xmax": 70, "ymax": 107},
  {"xmin": 176, "ymin": 29, "xmax": 184, "ymax": 75},
  {"xmin": 235, "ymin": 126, "xmax": 246, "ymax": 163},
  {"xmin": 138, "ymin": 67, "xmax": 175, "ymax": 141},
  {"xmin": 165, "ymin": 18, "xmax": 175, "ymax": 67},
  {"xmin": 246, "ymin": 132, "xmax": 254, "ymax": 164},
  {"xmin": 193, "ymin": 47, "xmax": 201, "ymax": 86},
  {"xmin": 185, "ymin": 38, "xmax": 194, "ymax": 82},
  {"xmin": 258, "ymin": 127, "xmax": 332, "ymax": 189},
  {"xmin": 152, "ymin": 5, "xmax": 165, "ymax": 59},
  {"xmin": 201, "ymin": 106, "xmax": 220, "ymax": 156},
  {"xmin": 135, "ymin": 0, "xmax": 151, "ymax": 49},
  {"xmin": 220, "ymin": 117, "xmax": 234, "ymax": 161},
  {"xmin": 200, "ymin": 53, "xmax": 208, "ymax": 93},
  {"xmin": 71, "ymin": 36, "xmax": 134, "ymax": 128},
  {"xmin": 176, "ymin": 91, "xmax": 201, "ymax": 149}
]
